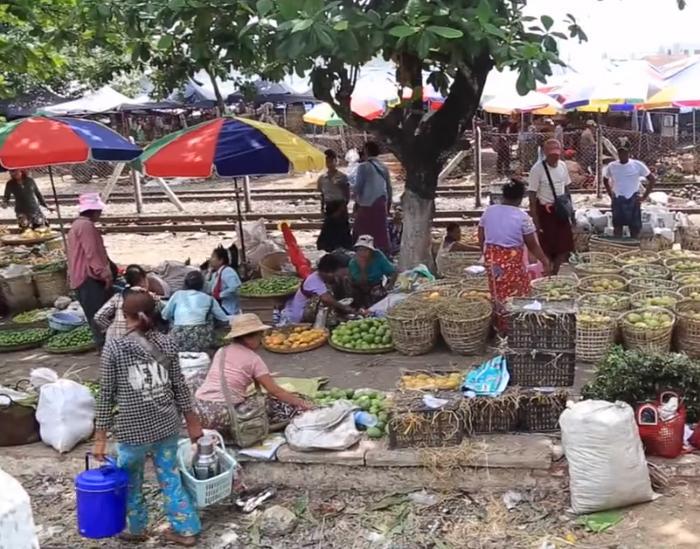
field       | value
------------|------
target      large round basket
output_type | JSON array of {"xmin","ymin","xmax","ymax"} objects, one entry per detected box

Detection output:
[
  {"xmin": 615, "ymin": 250, "xmax": 660, "ymax": 267},
  {"xmin": 386, "ymin": 301, "xmax": 439, "ymax": 356},
  {"xmin": 588, "ymin": 235, "xmax": 639, "ymax": 255},
  {"xmin": 629, "ymin": 289, "xmax": 683, "ymax": 311},
  {"xmin": 577, "ymin": 292, "xmax": 630, "ymax": 313},
  {"xmin": 262, "ymin": 324, "xmax": 328, "ymax": 354},
  {"xmin": 620, "ymin": 307, "xmax": 675, "ymax": 353},
  {"xmin": 436, "ymin": 251, "xmax": 482, "ymax": 279},
  {"xmin": 678, "ymin": 285, "xmax": 700, "ymax": 299},
  {"xmin": 259, "ymin": 252, "xmax": 290, "ymax": 279},
  {"xmin": 328, "ymin": 338, "xmax": 394, "ymax": 354},
  {"xmin": 577, "ymin": 274, "xmax": 627, "ymax": 294},
  {"xmin": 437, "ymin": 296, "xmax": 493, "ymax": 355},
  {"xmin": 0, "ymin": 273, "xmax": 37, "ymax": 313},
  {"xmin": 672, "ymin": 272, "xmax": 700, "ymax": 285},
  {"xmin": 627, "ymin": 277, "xmax": 679, "ymax": 294},
  {"xmin": 459, "ymin": 276, "xmax": 490, "ymax": 292},
  {"xmin": 664, "ymin": 256, "xmax": 700, "ymax": 276},
  {"xmin": 44, "ymin": 341, "xmax": 97, "ymax": 355},
  {"xmin": 621, "ymin": 263, "xmax": 670, "ymax": 280},
  {"xmin": 0, "ymin": 234, "xmax": 58, "ymax": 246},
  {"xmin": 572, "ymin": 230, "xmax": 591, "ymax": 253},
  {"xmin": 659, "ymin": 249, "xmax": 700, "ymax": 261},
  {"xmin": 569, "ymin": 252, "xmax": 620, "ymax": 277},
  {"xmin": 32, "ymin": 268, "xmax": 68, "ymax": 308},
  {"xmin": 576, "ymin": 308, "xmax": 617, "ymax": 363},
  {"xmin": 640, "ymin": 234, "xmax": 673, "ymax": 252},
  {"xmin": 680, "ymin": 226, "xmax": 700, "ymax": 252},
  {"xmin": 674, "ymin": 300, "xmax": 700, "ymax": 358},
  {"xmin": 530, "ymin": 275, "xmax": 578, "ymax": 293}
]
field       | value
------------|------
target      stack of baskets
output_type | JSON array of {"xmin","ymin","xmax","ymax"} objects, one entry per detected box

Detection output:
[
  {"xmin": 388, "ymin": 391, "xmax": 463, "ymax": 449},
  {"xmin": 31, "ymin": 262, "xmax": 68, "ymax": 307},
  {"xmin": 437, "ymin": 295, "xmax": 493, "ymax": 355},
  {"xmin": 675, "ymin": 300, "xmax": 700, "ymax": 358},
  {"xmin": 386, "ymin": 298, "xmax": 440, "ymax": 356},
  {"xmin": 435, "ymin": 251, "xmax": 482, "ymax": 279},
  {"xmin": 576, "ymin": 308, "xmax": 617, "ymax": 363}
]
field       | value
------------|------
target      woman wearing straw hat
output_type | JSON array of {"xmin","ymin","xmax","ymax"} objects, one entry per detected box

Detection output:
[
  {"xmin": 348, "ymin": 234, "xmax": 397, "ymax": 309},
  {"xmin": 194, "ymin": 314, "xmax": 312, "ymax": 434}
]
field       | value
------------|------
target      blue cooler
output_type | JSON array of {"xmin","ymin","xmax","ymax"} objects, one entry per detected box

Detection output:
[{"xmin": 75, "ymin": 454, "xmax": 129, "ymax": 539}]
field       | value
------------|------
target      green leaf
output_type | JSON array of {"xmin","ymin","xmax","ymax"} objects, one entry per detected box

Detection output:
[
  {"xmin": 333, "ymin": 20, "xmax": 349, "ymax": 31},
  {"xmin": 483, "ymin": 23, "xmax": 505, "ymax": 38},
  {"xmin": 389, "ymin": 25, "xmax": 418, "ymax": 38},
  {"xmin": 157, "ymin": 34, "xmax": 174, "ymax": 50},
  {"xmin": 516, "ymin": 67, "xmax": 535, "ymax": 95},
  {"xmin": 426, "ymin": 26, "xmax": 463, "ymax": 39},
  {"xmin": 292, "ymin": 19, "xmax": 314, "ymax": 33},
  {"xmin": 417, "ymin": 32, "xmax": 432, "ymax": 58},
  {"xmin": 256, "ymin": 0, "xmax": 273, "ymax": 16},
  {"xmin": 540, "ymin": 15, "xmax": 554, "ymax": 30},
  {"xmin": 168, "ymin": 0, "xmax": 186, "ymax": 10}
]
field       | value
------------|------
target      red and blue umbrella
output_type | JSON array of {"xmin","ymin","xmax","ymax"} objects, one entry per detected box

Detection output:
[
  {"xmin": 133, "ymin": 116, "xmax": 324, "ymax": 178},
  {"xmin": 0, "ymin": 116, "xmax": 141, "ymax": 169}
]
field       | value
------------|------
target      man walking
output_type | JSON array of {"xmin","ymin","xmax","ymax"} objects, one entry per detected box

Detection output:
[
  {"xmin": 579, "ymin": 119, "xmax": 597, "ymax": 174},
  {"xmin": 67, "ymin": 193, "xmax": 113, "ymax": 347},
  {"xmin": 316, "ymin": 149, "xmax": 352, "ymax": 252},
  {"xmin": 528, "ymin": 138, "xmax": 574, "ymax": 275},
  {"xmin": 603, "ymin": 138, "xmax": 655, "ymax": 239}
]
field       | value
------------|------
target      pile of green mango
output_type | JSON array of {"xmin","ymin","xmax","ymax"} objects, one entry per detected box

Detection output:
[
  {"xmin": 45, "ymin": 326, "xmax": 94, "ymax": 352},
  {"xmin": 0, "ymin": 328, "xmax": 53, "ymax": 349},
  {"xmin": 239, "ymin": 276, "xmax": 300, "ymax": 297},
  {"xmin": 314, "ymin": 388, "xmax": 389, "ymax": 438}
]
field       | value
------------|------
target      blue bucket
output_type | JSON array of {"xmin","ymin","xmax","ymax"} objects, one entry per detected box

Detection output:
[{"xmin": 75, "ymin": 454, "xmax": 129, "ymax": 539}]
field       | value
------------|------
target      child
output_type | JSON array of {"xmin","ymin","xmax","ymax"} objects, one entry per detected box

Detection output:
[{"xmin": 206, "ymin": 245, "xmax": 242, "ymax": 315}]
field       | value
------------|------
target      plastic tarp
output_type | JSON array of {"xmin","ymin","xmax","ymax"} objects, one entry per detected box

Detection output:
[{"xmin": 39, "ymin": 86, "xmax": 133, "ymax": 116}]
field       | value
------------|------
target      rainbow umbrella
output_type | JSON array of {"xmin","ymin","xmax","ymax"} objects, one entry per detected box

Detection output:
[
  {"xmin": 303, "ymin": 103, "xmax": 346, "ymax": 127},
  {"xmin": 134, "ymin": 116, "xmax": 324, "ymax": 178},
  {"xmin": 0, "ymin": 116, "xmax": 141, "ymax": 242}
]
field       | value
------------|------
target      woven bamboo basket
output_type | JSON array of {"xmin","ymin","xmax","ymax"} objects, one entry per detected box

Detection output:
[
  {"xmin": 678, "ymin": 285, "xmax": 700, "ymax": 299},
  {"xmin": 577, "ymin": 292, "xmax": 630, "ymax": 313},
  {"xmin": 576, "ymin": 308, "xmax": 617, "ymax": 363},
  {"xmin": 680, "ymin": 226, "xmax": 700, "ymax": 252},
  {"xmin": 665, "ymin": 256, "xmax": 700, "ymax": 276},
  {"xmin": 259, "ymin": 251, "xmax": 290, "ymax": 279},
  {"xmin": 530, "ymin": 275, "xmax": 578, "ymax": 293},
  {"xmin": 627, "ymin": 277, "xmax": 679, "ymax": 294},
  {"xmin": 0, "ymin": 273, "xmax": 37, "ymax": 313},
  {"xmin": 437, "ymin": 296, "xmax": 493, "ymax": 355},
  {"xmin": 615, "ymin": 250, "xmax": 660, "ymax": 267},
  {"xmin": 588, "ymin": 235, "xmax": 639, "ymax": 254},
  {"xmin": 32, "ymin": 269, "xmax": 68, "ymax": 308},
  {"xmin": 386, "ymin": 301, "xmax": 439, "ymax": 356},
  {"xmin": 674, "ymin": 299, "xmax": 700, "ymax": 358},
  {"xmin": 459, "ymin": 277, "xmax": 490, "ymax": 292},
  {"xmin": 659, "ymin": 249, "xmax": 700, "ymax": 261},
  {"xmin": 620, "ymin": 307, "xmax": 676, "ymax": 353},
  {"xmin": 577, "ymin": 274, "xmax": 627, "ymax": 294},
  {"xmin": 640, "ymin": 234, "xmax": 673, "ymax": 252},
  {"xmin": 569, "ymin": 252, "xmax": 620, "ymax": 277},
  {"xmin": 621, "ymin": 263, "xmax": 670, "ymax": 280},
  {"xmin": 630, "ymin": 289, "xmax": 683, "ymax": 311},
  {"xmin": 573, "ymin": 230, "xmax": 591, "ymax": 253},
  {"xmin": 672, "ymin": 272, "xmax": 700, "ymax": 285},
  {"xmin": 436, "ymin": 251, "xmax": 482, "ymax": 279}
]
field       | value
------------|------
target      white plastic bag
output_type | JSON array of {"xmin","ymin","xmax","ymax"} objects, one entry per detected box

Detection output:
[
  {"xmin": 178, "ymin": 352, "xmax": 211, "ymax": 390},
  {"xmin": 240, "ymin": 219, "xmax": 282, "ymax": 269},
  {"xmin": 34, "ymin": 369, "xmax": 95, "ymax": 453},
  {"xmin": 285, "ymin": 401, "xmax": 361, "ymax": 451},
  {"xmin": 0, "ymin": 470, "xmax": 39, "ymax": 549},
  {"xmin": 560, "ymin": 400, "xmax": 655, "ymax": 514}
]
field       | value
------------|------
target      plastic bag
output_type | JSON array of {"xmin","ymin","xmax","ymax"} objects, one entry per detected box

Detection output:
[
  {"xmin": 285, "ymin": 401, "xmax": 361, "ymax": 451},
  {"xmin": 34, "ymin": 369, "xmax": 95, "ymax": 453},
  {"xmin": 0, "ymin": 470, "xmax": 39, "ymax": 549},
  {"xmin": 241, "ymin": 219, "xmax": 282, "ymax": 269},
  {"xmin": 369, "ymin": 293, "xmax": 408, "ymax": 316},
  {"xmin": 560, "ymin": 400, "xmax": 655, "ymax": 514},
  {"xmin": 462, "ymin": 356, "xmax": 509, "ymax": 397}
]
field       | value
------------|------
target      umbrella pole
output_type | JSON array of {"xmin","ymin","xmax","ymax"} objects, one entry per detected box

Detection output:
[
  {"xmin": 48, "ymin": 166, "xmax": 67, "ymax": 251},
  {"xmin": 234, "ymin": 177, "xmax": 246, "ymax": 266}
]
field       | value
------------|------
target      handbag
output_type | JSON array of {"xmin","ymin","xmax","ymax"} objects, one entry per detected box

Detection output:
[
  {"xmin": 218, "ymin": 347, "xmax": 269, "ymax": 448},
  {"xmin": 542, "ymin": 160, "xmax": 575, "ymax": 223}
]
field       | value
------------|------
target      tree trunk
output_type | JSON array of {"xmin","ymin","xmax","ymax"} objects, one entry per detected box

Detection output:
[
  {"xmin": 206, "ymin": 68, "xmax": 226, "ymax": 113},
  {"xmin": 399, "ymin": 190, "xmax": 436, "ymax": 272}
]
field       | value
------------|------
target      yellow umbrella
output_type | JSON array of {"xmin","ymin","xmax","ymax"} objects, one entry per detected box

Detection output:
[{"xmin": 303, "ymin": 102, "xmax": 346, "ymax": 127}]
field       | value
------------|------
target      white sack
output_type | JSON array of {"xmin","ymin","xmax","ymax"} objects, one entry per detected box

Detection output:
[
  {"xmin": 179, "ymin": 352, "xmax": 211, "ymax": 391},
  {"xmin": 0, "ymin": 470, "xmax": 39, "ymax": 549},
  {"xmin": 560, "ymin": 400, "xmax": 655, "ymax": 514},
  {"xmin": 240, "ymin": 219, "xmax": 282, "ymax": 269},
  {"xmin": 35, "ymin": 371, "xmax": 95, "ymax": 453},
  {"xmin": 285, "ymin": 401, "xmax": 361, "ymax": 451}
]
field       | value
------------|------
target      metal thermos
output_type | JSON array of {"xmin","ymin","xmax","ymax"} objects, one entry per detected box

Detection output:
[{"xmin": 192, "ymin": 435, "xmax": 220, "ymax": 480}]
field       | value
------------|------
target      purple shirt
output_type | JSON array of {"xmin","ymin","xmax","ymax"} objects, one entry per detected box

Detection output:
[
  {"xmin": 281, "ymin": 272, "xmax": 328, "ymax": 323},
  {"xmin": 479, "ymin": 204, "xmax": 535, "ymax": 248}
]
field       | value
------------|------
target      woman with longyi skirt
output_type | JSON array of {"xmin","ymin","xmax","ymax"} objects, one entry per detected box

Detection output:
[{"xmin": 478, "ymin": 179, "xmax": 550, "ymax": 332}]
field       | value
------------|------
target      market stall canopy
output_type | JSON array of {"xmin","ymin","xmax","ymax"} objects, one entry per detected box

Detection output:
[
  {"xmin": 133, "ymin": 116, "xmax": 324, "ymax": 178},
  {"xmin": 0, "ymin": 89, "xmax": 72, "ymax": 120},
  {"xmin": 481, "ymin": 90, "xmax": 564, "ymax": 115},
  {"xmin": 228, "ymin": 80, "xmax": 317, "ymax": 106},
  {"xmin": 37, "ymin": 86, "xmax": 134, "ymax": 116},
  {"xmin": 0, "ymin": 116, "xmax": 142, "ymax": 169},
  {"xmin": 303, "ymin": 103, "xmax": 346, "ymax": 127},
  {"xmin": 640, "ymin": 57, "xmax": 700, "ymax": 109},
  {"xmin": 171, "ymin": 73, "xmax": 238, "ymax": 105},
  {"xmin": 117, "ymin": 100, "xmax": 185, "ymax": 112}
]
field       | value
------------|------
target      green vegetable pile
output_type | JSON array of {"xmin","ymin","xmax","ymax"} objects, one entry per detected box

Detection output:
[
  {"xmin": 331, "ymin": 318, "xmax": 393, "ymax": 351},
  {"xmin": 582, "ymin": 346, "xmax": 700, "ymax": 422},
  {"xmin": 45, "ymin": 326, "xmax": 94, "ymax": 352},
  {"xmin": 12, "ymin": 308, "xmax": 51, "ymax": 324},
  {"xmin": 0, "ymin": 328, "xmax": 53, "ymax": 349},
  {"xmin": 83, "ymin": 380, "xmax": 100, "ymax": 399},
  {"xmin": 314, "ymin": 388, "xmax": 389, "ymax": 438},
  {"xmin": 239, "ymin": 276, "xmax": 300, "ymax": 297}
]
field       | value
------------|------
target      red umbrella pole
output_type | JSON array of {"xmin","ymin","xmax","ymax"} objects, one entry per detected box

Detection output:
[{"xmin": 48, "ymin": 166, "xmax": 67, "ymax": 250}]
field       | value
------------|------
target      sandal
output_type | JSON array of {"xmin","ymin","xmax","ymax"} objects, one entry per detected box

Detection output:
[
  {"xmin": 163, "ymin": 529, "xmax": 197, "ymax": 547},
  {"xmin": 118, "ymin": 532, "xmax": 149, "ymax": 543}
]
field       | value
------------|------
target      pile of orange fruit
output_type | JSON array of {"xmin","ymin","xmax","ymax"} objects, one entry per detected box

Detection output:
[{"xmin": 264, "ymin": 326, "xmax": 327, "ymax": 351}]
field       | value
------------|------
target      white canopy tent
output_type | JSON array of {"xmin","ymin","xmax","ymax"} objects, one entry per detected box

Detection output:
[{"xmin": 38, "ymin": 86, "xmax": 135, "ymax": 116}]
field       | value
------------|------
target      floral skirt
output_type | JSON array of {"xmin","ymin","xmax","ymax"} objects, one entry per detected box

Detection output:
[
  {"xmin": 171, "ymin": 324, "xmax": 216, "ymax": 353},
  {"xmin": 484, "ymin": 244, "xmax": 530, "ymax": 332}
]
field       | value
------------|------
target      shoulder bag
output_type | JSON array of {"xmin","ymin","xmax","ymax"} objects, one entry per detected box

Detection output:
[
  {"xmin": 542, "ymin": 160, "xmax": 575, "ymax": 224},
  {"xmin": 218, "ymin": 347, "xmax": 269, "ymax": 448}
]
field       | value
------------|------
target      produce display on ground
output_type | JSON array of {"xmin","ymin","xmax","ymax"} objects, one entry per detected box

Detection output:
[
  {"xmin": 330, "ymin": 318, "xmax": 393, "ymax": 353},
  {"xmin": 530, "ymin": 277, "xmax": 577, "ymax": 300},
  {"xmin": 263, "ymin": 325, "xmax": 327, "ymax": 353},
  {"xmin": 577, "ymin": 311, "xmax": 614, "ymax": 324},
  {"xmin": 577, "ymin": 292, "xmax": 630, "ymax": 311},
  {"xmin": 579, "ymin": 275, "xmax": 626, "ymax": 293},
  {"xmin": 313, "ymin": 388, "xmax": 389, "ymax": 438},
  {"xmin": 11, "ymin": 308, "xmax": 52, "ymax": 324},
  {"xmin": 400, "ymin": 371, "xmax": 463, "ymax": 390},
  {"xmin": 623, "ymin": 309, "xmax": 674, "ymax": 329},
  {"xmin": 239, "ymin": 276, "xmax": 300, "ymax": 297},
  {"xmin": 630, "ymin": 292, "xmax": 682, "ymax": 309},
  {"xmin": 44, "ymin": 326, "xmax": 95, "ymax": 353},
  {"xmin": 0, "ymin": 328, "xmax": 53, "ymax": 351}
]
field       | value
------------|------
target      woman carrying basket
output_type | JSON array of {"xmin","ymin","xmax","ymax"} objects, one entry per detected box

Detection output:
[{"xmin": 479, "ymin": 179, "xmax": 550, "ymax": 331}]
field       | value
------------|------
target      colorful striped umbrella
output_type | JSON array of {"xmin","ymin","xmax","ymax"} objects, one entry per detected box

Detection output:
[
  {"xmin": 303, "ymin": 103, "xmax": 346, "ymax": 127},
  {"xmin": 134, "ymin": 116, "xmax": 324, "ymax": 178},
  {"xmin": 0, "ymin": 116, "xmax": 141, "ymax": 169}
]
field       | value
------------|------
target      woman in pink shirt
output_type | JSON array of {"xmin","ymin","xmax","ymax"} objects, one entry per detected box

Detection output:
[
  {"xmin": 194, "ymin": 314, "xmax": 311, "ymax": 437},
  {"xmin": 479, "ymin": 179, "xmax": 550, "ymax": 331}
]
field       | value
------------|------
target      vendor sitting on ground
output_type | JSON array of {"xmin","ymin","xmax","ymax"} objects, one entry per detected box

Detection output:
[
  {"xmin": 2, "ymin": 170, "xmax": 53, "ymax": 230},
  {"xmin": 348, "ymin": 234, "xmax": 397, "ymax": 309},
  {"xmin": 281, "ymin": 253, "xmax": 356, "ymax": 325},
  {"xmin": 161, "ymin": 271, "xmax": 230, "ymax": 352},
  {"xmin": 94, "ymin": 264, "xmax": 163, "ymax": 343},
  {"xmin": 193, "ymin": 314, "xmax": 312, "ymax": 435},
  {"xmin": 440, "ymin": 223, "xmax": 481, "ymax": 254},
  {"xmin": 206, "ymin": 245, "xmax": 241, "ymax": 316}
]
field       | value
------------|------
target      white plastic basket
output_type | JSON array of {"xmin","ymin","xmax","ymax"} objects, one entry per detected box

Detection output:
[{"xmin": 177, "ymin": 430, "xmax": 237, "ymax": 508}]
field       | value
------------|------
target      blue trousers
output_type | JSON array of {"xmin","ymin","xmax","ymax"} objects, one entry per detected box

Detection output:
[{"xmin": 117, "ymin": 435, "xmax": 201, "ymax": 536}]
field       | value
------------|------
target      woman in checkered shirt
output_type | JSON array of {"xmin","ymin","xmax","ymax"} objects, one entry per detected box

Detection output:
[{"xmin": 93, "ymin": 291, "xmax": 203, "ymax": 546}]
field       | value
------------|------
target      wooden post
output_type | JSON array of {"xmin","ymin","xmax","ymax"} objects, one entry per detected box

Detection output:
[
  {"xmin": 154, "ymin": 177, "xmax": 185, "ymax": 212},
  {"xmin": 243, "ymin": 176, "xmax": 252, "ymax": 213},
  {"xmin": 100, "ymin": 162, "xmax": 126, "ymax": 203},
  {"xmin": 596, "ymin": 123, "xmax": 603, "ymax": 199},
  {"xmin": 474, "ymin": 123, "xmax": 482, "ymax": 208},
  {"xmin": 132, "ymin": 168, "xmax": 143, "ymax": 214}
]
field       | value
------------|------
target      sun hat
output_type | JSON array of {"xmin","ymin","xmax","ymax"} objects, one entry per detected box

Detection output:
[
  {"xmin": 354, "ymin": 234, "xmax": 376, "ymax": 251},
  {"xmin": 78, "ymin": 192, "xmax": 106, "ymax": 213},
  {"xmin": 226, "ymin": 313, "xmax": 271, "ymax": 339}
]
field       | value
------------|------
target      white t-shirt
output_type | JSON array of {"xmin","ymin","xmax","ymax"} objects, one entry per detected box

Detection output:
[
  {"xmin": 603, "ymin": 159, "xmax": 650, "ymax": 199},
  {"xmin": 528, "ymin": 160, "xmax": 571, "ymax": 205}
]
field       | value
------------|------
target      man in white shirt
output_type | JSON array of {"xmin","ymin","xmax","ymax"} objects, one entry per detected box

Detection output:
[
  {"xmin": 603, "ymin": 139, "xmax": 656, "ymax": 239},
  {"xmin": 527, "ymin": 138, "xmax": 574, "ymax": 275}
]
